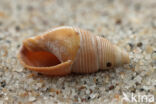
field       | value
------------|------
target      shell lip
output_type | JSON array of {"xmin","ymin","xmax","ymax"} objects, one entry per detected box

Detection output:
[
  {"xmin": 17, "ymin": 45, "xmax": 73, "ymax": 72},
  {"xmin": 18, "ymin": 53, "xmax": 72, "ymax": 71}
]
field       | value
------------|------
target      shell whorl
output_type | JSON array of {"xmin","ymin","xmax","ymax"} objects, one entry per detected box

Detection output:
[
  {"xmin": 96, "ymin": 36, "xmax": 116, "ymax": 69},
  {"xmin": 18, "ymin": 26, "xmax": 130, "ymax": 76},
  {"xmin": 71, "ymin": 28, "xmax": 120, "ymax": 73},
  {"xmin": 71, "ymin": 28, "xmax": 99, "ymax": 73}
]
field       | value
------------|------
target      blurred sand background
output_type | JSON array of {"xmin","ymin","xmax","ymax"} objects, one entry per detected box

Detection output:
[{"xmin": 0, "ymin": 0, "xmax": 155, "ymax": 103}]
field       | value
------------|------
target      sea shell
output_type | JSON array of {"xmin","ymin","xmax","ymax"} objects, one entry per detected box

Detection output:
[{"xmin": 18, "ymin": 26, "xmax": 130, "ymax": 76}]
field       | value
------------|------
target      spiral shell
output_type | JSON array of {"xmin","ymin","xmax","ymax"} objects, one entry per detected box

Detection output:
[{"xmin": 18, "ymin": 26, "xmax": 130, "ymax": 76}]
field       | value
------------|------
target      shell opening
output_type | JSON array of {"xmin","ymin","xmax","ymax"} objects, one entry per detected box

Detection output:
[{"xmin": 19, "ymin": 46, "xmax": 61, "ymax": 67}]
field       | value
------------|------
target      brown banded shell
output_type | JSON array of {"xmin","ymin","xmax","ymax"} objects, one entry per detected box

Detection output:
[{"xmin": 18, "ymin": 26, "xmax": 130, "ymax": 76}]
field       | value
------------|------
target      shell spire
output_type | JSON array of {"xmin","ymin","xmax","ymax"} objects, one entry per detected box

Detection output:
[{"xmin": 18, "ymin": 26, "xmax": 130, "ymax": 76}]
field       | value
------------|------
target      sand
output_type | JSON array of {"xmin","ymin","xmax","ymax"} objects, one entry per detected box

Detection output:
[{"xmin": 0, "ymin": 0, "xmax": 155, "ymax": 103}]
